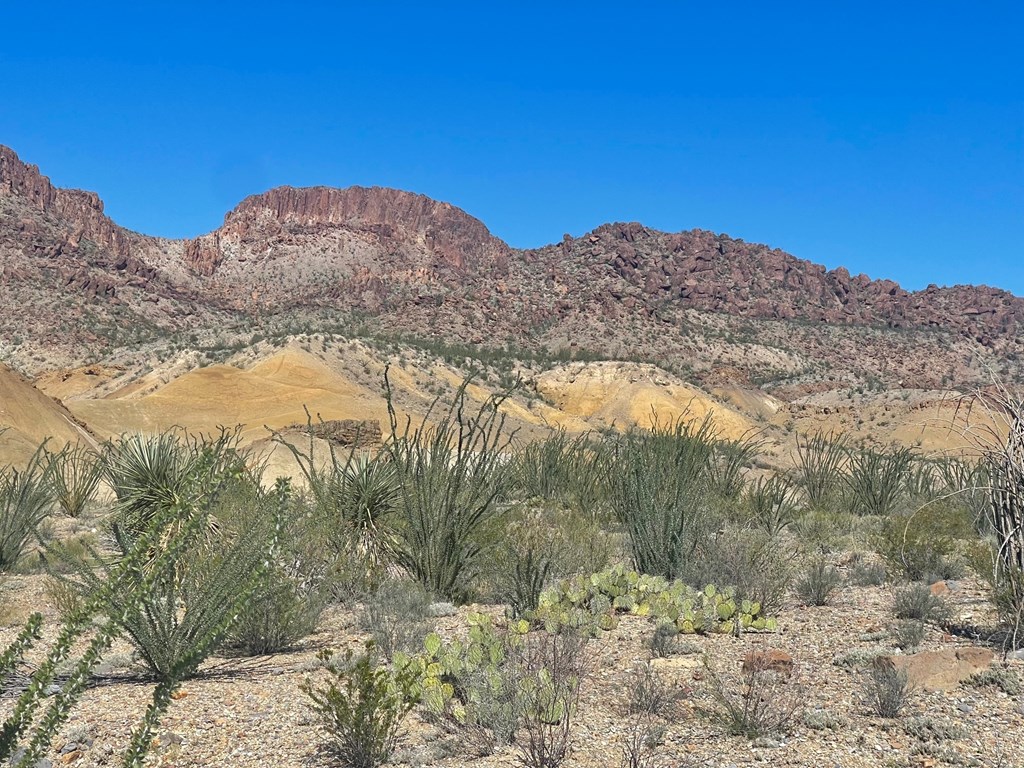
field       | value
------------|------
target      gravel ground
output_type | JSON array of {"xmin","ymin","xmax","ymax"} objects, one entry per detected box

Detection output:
[{"xmin": 1, "ymin": 568, "xmax": 1022, "ymax": 768}]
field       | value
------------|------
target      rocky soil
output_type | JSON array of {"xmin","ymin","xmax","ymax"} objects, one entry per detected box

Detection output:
[{"xmin": 1, "ymin": 564, "xmax": 1021, "ymax": 768}]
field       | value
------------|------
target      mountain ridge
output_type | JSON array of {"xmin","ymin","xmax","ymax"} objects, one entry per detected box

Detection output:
[{"xmin": 1, "ymin": 143, "xmax": 1021, "ymax": 393}]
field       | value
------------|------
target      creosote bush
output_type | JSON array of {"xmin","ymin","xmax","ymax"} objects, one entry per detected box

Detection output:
[
  {"xmin": 866, "ymin": 660, "xmax": 914, "ymax": 718},
  {"xmin": 302, "ymin": 644, "xmax": 419, "ymax": 768},
  {"xmin": 893, "ymin": 584, "xmax": 952, "ymax": 625},
  {"xmin": 795, "ymin": 558, "xmax": 842, "ymax": 606}
]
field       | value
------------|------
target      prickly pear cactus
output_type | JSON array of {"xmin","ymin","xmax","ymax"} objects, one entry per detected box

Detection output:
[{"xmin": 531, "ymin": 568, "xmax": 778, "ymax": 636}]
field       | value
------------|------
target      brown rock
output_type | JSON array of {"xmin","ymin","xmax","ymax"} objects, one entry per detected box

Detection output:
[
  {"xmin": 878, "ymin": 647, "xmax": 994, "ymax": 691},
  {"xmin": 929, "ymin": 580, "xmax": 951, "ymax": 597},
  {"xmin": 742, "ymin": 649, "xmax": 794, "ymax": 675}
]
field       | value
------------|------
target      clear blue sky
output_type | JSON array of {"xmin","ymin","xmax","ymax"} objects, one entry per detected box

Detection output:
[{"xmin": 1, "ymin": 2, "xmax": 1021, "ymax": 294}]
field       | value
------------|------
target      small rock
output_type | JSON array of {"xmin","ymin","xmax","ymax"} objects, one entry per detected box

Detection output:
[
  {"xmin": 929, "ymin": 581, "xmax": 951, "ymax": 597},
  {"xmin": 742, "ymin": 649, "xmax": 794, "ymax": 675},
  {"xmin": 426, "ymin": 602, "xmax": 457, "ymax": 617}
]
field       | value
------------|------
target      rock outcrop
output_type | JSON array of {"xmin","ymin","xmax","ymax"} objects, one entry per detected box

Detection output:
[{"xmin": 0, "ymin": 145, "xmax": 135, "ymax": 261}]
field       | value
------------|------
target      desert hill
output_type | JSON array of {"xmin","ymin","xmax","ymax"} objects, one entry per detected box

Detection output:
[
  {"xmin": 0, "ymin": 143, "xmax": 1021, "ymax": 463},
  {"xmin": 0, "ymin": 363, "xmax": 96, "ymax": 465}
]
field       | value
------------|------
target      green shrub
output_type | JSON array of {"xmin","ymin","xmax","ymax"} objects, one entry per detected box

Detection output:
[
  {"xmin": 795, "ymin": 558, "xmax": 842, "ymax": 606},
  {"xmin": 385, "ymin": 376, "xmax": 515, "ymax": 603},
  {"xmin": 877, "ymin": 501, "xmax": 974, "ymax": 582},
  {"xmin": 226, "ymin": 565, "xmax": 326, "ymax": 656},
  {"xmin": 893, "ymin": 584, "xmax": 952, "ymax": 625},
  {"xmin": 279, "ymin": 420, "xmax": 399, "ymax": 587},
  {"xmin": 848, "ymin": 555, "xmax": 887, "ymax": 586},
  {"xmin": 608, "ymin": 417, "xmax": 717, "ymax": 580},
  {"xmin": 302, "ymin": 645, "xmax": 419, "ymax": 768},
  {"xmin": 687, "ymin": 528, "xmax": 794, "ymax": 615},
  {"xmin": 0, "ymin": 448, "xmax": 54, "ymax": 572},
  {"xmin": 45, "ymin": 444, "xmax": 102, "ymax": 518},
  {"xmin": 890, "ymin": 620, "xmax": 926, "ymax": 651},
  {"xmin": 866, "ymin": 661, "xmax": 914, "ymax": 718},
  {"xmin": 358, "ymin": 580, "xmax": 435, "ymax": 662}
]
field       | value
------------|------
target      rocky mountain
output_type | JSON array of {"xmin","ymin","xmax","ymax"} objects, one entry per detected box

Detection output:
[{"xmin": 1, "ymin": 143, "xmax": 1021, "ymax": 393}]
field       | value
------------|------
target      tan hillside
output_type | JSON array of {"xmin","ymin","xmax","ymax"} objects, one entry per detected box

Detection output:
[
  {"xmin": 0, "ymin": 364, "xmax": 96, "ymax": 466},
  {"xmin": 536, "ymin": 361, "xmax": 755, "ymax": 438}
]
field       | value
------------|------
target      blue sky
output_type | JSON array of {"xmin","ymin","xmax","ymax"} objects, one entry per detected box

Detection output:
[{"xmin": 1, "ymin": 2, "xmax": 1021, "ymax": 294}]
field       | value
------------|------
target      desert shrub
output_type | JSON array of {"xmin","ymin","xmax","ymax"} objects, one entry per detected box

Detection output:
[
  {"xmin": 648, "ymin": 622, "xmax": 680, "ymax": 658},
  {"xmin": 966, "ymin": 665, "xmax": 1021, "ymax": 696},
  {"xmin": 792, "ymin": 431, "xmax": 848, "ymax": 509},
  {"xmin": 513, "ymin": 630, "xmax": 588, "ymax": 768},
  {"xmin": 866, "ymin": 660, "xmax": 914, "ymax": 718},
  {"xmin": 704, "ymin": 654, "xmax": 803, "ymax": 738},
  {"xmin": 385, "ymin": 376, "xmax": 515, "ymax": 603},
  {"xmin": 893, "ymin": 584, "xmax": 952, "ymax": 624},
  {"xmin": 302, "ymin": 645, "xmax": 419, "ymax": 768},
  {"xmin": 791, "ymin": 508, "xmax": 863, "ymax": 554},
  {"xmin": 801, "ymin": 707, "xmax": 846, "ymax": 731},
  {"xmin": 617, "ymin": 715, "xmax": 663, "ymax": 768},
  {"xmin": 45, "ymin": 444, "xmax": 102, "ymax": 518},
  {"xmin": 626, "ymin": 663, "xmax": 676, "ymax": 717},
  {"xmin": 890, "ymin": 619, "xmax": 926, "ymax": 650},
  {"xmin": 0, "ymin": 448, "xmax": 54, "ymax": 572},
  {"xmin": 225, "ymin": 493, "xmax": 330, "ymax": 655},
  {"xmin": 795, "ymin": 558, "xmax": 842, "ymax": 606},
  {"xmin": 686, "ymin": 528, "xmax": 794, "ymax": 615},
  {"xmin": 744, "ymin": 475, "xmax": 801, "ymax": 537},
  {"xmin": 877, "ymin": 501, "xmax": 974, "ymax": 582},
  {"xmin": 488, "ymin": 504, "xmax": 615, "ymax": 614},
  {"xmin": 848, "ymin": 554, "xmax": 888, "ymax": 586},
  {"xmin": 279, "ymin": 419, "xmax": 400, "ymax": 591},
  {"xmin": 65, "ymin": 434, "xmax": 284, "ymax": 681},
  {"xmin": 358, "ymin": 579, "xmax": 435, "ymax": 662},
  {"xmin": 608, "ymin": 417, "xmax": 717, "ymax": 580},
  {"xmin": 512, "ymin": 431, "xmax": 611, "ymax": 516},
  {"xmin": 935, "ymin": 457, "xmax": 991, "ymax": 529}
]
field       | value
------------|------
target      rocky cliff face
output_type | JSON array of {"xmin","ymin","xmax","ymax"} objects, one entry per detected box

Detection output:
[
  {"xmin": 525, "ymin": 223, "xmax": 1022, "ymax": 344},
  {"xmin": 0, "ymin": 145, "xmax": 136, "ymax": 262},
  {"xmin": 1, "ymin": 143, "xmax": 1021, "ymax": 390},
  {"xmin": 183, "ymin": 185, "xmax": 511, "ymax": 277}
]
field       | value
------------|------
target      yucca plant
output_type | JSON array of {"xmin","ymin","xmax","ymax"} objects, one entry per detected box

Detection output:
[
  {"xmin": 102, "ymin": 428, "xmax": 251, "ymax": 551},
  {"xmin": 609, "ymin": 416, "xmax": 717, "ymax": 580},
  {"xmin": 385, "ymin": 372, "xmax": 516, "ymax": 603},
  {"xmin": 45, "ymin": 443, "xmax": 103, "ymax": 518},
  {"xmin": 276, "ymin": 414, "xmax": 399, "ymax": 584},
  {"xmin": 0, "ymin": 446, "xmax": 55, "ymax": 572}
]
